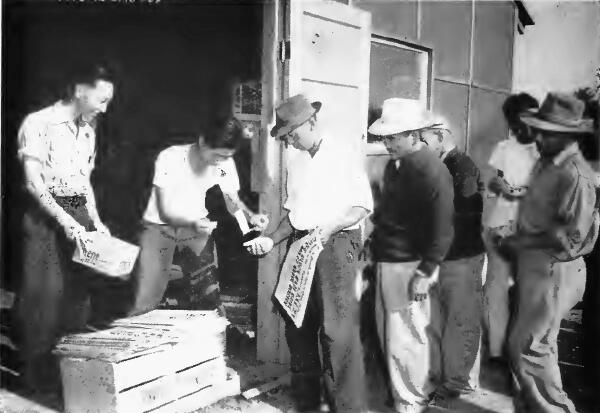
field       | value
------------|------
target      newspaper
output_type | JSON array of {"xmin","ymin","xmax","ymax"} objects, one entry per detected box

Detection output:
[
  {"xmin": 72, "ymin": 232, "xmax": 140, "ymax": 277},
  {"xmin": 274, "ymin": 233, "xmax": 323, "ymax": 328}
]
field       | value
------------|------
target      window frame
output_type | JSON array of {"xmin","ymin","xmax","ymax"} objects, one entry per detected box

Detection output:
[{"xmin": 367, "ymin": 34, "xmax": 433, "ymax": 155}]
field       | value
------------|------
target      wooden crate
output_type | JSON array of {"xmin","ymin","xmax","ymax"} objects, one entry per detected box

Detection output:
[
  {"xmin": 58, "ymin": 310, "xmax": 231, "ymax": 413},
  {"xmin": 60, "ymin": 354, "xmax": 230, "ymax": 413}
]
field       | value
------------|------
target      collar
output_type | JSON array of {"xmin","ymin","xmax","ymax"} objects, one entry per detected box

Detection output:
[
  {"xmin": 49, "ymin": 101, "xmax": 78, "ymax": 125},
  {"xmin": 552, "ymin": 142, "xmax": 580, "ymax": 166},
  {"xmin": 440, "ymin": 145, "xmax": 457, "ymax": 162}
]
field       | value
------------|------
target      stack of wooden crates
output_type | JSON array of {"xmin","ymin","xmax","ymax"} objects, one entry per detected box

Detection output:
[{"xmin": 54, "ymin": 310, "xmax": 239, "ymax": 413}]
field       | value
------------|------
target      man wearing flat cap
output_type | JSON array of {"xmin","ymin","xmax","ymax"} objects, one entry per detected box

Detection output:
[
  {"xmin": 244, "ymin": 94, "xmax": 373, "ymax": 413},
  {"xmin": 368, "ymin": 98, "xmax": 454, "ymax": 413},
  {"xmin": 495, "ymin": 92, "xmax": 599, "ymax": 413}
]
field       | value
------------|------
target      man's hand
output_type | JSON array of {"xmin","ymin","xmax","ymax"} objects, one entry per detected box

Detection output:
[
  {"xmin": 489, "ymin": 176, "xmax": 510, "ymax": 197},
  {"xmin": 249, "ymin": 214, "xmax": 270, "ymax": 232},
  {"xmin": 94, "ymin": 221, "xmax": 111, "ymax": 236},
  {"xmin": 194, "ymin": 218, "xmax": 218, "ymax": 233},
  {"xmin": 408, "ymin": 272, "xmax": 433, "ymax": 302},
  {"xmin": 62, "ymin": 220, "xmax": 87, "ymax": 243},
  {"xmin": 243, "ymin": 236, "xmax": 275, "ymax": 256}
]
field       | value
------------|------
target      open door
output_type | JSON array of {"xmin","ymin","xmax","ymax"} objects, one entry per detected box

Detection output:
[
  {"xmin": 288, "ymin": 0, "xmax": 372, "ymax": 151},
  {"xmin": 256, "ymin": 0, "xmax": 371, "ymax": 365}
]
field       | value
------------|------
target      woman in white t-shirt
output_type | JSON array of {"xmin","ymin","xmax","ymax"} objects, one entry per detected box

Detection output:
[
  {"xmin": 130, "ymin": 118, "xmax": 268, "ymax": 315},
  {"xmin": 482, "ymin": 93, "xmax": 539, "ymax": 363}
]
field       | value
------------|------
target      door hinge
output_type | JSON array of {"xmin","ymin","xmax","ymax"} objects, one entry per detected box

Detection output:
[{"xmin": 279, "ymin": 40, "xmax": 290, "ymax": 62}]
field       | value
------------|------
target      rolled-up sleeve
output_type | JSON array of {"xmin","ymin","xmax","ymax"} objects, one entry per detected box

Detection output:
[
  {"xmin": 347, "ymin": 163, "xmax": 374, "ymax": 215},
  {"xmin": 554, "ymin": 171, "xmax": 599, "ymax": 259},
  {"xmin": 417, "ymin": 166, "xmax": 455, "ymax": 275},
  {"xmin": 17, "ymin": 115, "xmax": 47, "ymax": 163}
]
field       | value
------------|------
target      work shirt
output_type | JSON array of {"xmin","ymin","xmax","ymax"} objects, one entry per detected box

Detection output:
[
  {"xmin": 143, "ymin": 144, "xmax": 240, "ymax": 225},
  {"xmin": 443, "ymin": 148, "xmax": 485, "ymax": 260},
  {"xmin": 485, "ymin": 137, "xmax": 539, "ymax": 229},
  {"xmin": 284, "ymin": 135, "xmax": 373, "ymax": 231},
  {"xmin": 517, "ymin": 143, "xmax": 599, "ymax": 261},
  {"xmin": 17, "ymin": 101, "xmax": 96, "ymax": 196},
  {"xmin": 371, "ymin": 148, "xmax": 454, "ymax": 275}
]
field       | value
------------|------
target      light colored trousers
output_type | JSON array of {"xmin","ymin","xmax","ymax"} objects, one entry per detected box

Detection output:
[
  {"xmin": 430, "ymin": 254, "xmax": 486, "ymax": 393},
  {"xmin": 508, "ymin": 250, "xmax": 586, "ymax": 413},
  {"xmin": 483, "ymin": 226, "xmax": 515, "ymax": 358},
  {"xmin": 375, "ymin": 261, "xmax": 437, "ymax": 411}
]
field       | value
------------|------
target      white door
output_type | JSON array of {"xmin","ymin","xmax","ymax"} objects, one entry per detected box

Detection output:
[{"xmin": 287, "ymin": 0, "xmax": 372, "ymax": 153}]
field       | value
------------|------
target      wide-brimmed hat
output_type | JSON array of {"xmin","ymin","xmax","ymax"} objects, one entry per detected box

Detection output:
[
  {"xmin": 368, "ymin": 98, "xmax": 441, "ymax": 137},
  {"xmin": 270, "ymin": 94, "xmax": 322, "ymax": 138},
  {"xmin": 520, "ymin": 92, "xmax": 593, "ymax": 134}
]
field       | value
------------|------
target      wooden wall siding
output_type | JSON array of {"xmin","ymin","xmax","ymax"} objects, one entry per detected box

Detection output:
[
  {"xmin": 354, "ymin": 0, "xmax": 515, "ymax": 168},
  {"xmin": 352, "ymin": 0, "xmax": 418, "ymax": 42},
  {"xmin": 432, "ymin": 79, "xmax": 470, "ymax": 151},
  {"xmin": 473, "ymin": 1, "xmax": 514, "ymax": 91},
  {"xmin": 420, "ymin": 0, "xmax": 473, "ymax": 82}
]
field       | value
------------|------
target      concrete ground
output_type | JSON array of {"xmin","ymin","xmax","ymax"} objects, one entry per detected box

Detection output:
[{"xmin": 1, "ymin": 308, "xmax": 597, "ymax": 413}]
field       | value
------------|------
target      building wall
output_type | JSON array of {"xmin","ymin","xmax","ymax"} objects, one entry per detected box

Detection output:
[
  {"xmin": 513, "ymin": 1, "xmax": 600, "ymax": 101},
  {"xmin": 353, "ymin": 0, "xmax": 516, "ymax": 179}
]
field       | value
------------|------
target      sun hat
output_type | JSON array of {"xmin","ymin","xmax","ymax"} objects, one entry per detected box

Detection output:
[
  {"xmin": 368, "ymin": 98, "xmax": 441, "ymax": 136},
  {"xmin": 520, "ymin": 92, "xmax": 593, "ymax": 134},
  {"xmin": 270, "ymin": 94, "xmax": 322, "ymax": 138}
]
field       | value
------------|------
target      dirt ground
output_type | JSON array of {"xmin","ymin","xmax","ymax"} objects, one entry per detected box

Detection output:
[{"xmin": 1, "ymin": 307, "xmax": 598, "ymax": 413}]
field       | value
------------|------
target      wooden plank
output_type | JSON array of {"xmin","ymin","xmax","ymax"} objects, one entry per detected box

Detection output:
[{"xmin": 257, "ymin": 0, "xmax": 286, "ymax": 364}]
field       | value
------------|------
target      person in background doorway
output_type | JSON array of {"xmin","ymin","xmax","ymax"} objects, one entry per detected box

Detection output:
[
  {"xmin": 130, "ymin": 117, "xmax": 268, "ymax": 316},
  {"xmin": 244, "ymin": 94, "xmax": 373, "ymax": 413},
  {"xmin": 482, "ymin": 93, "xmax": 539, "ymax": 365},
  {"xmin": 419, "ymin": 122, "xmax": 486, "ymax": 403},
  {"xmin": 496, "ymin": 92, "xmax": 598, "ymax": 413},
  {"xmin": 368, "ymin": 98, "xmax": 454, "ymax": 413},
  {"xmin": 14, "ymin": 61, "xmax": 117, "ymax": 392}
]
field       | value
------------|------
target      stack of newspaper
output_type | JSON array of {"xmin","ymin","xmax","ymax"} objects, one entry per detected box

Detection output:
[{"xmin": 55, "ymin": 310, "xmax": 237, "ymax": 413}]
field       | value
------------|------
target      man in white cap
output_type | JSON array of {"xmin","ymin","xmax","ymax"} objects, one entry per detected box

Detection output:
[
  {"xmin": 244, "ymin": 94, "xmax": 373, "ymax": 413},
  {"xmin": 496, "ymin": 92, "xmax": 598, "ymax": 413},
  {"xmin": 419, "ymin": 123, "xmax": 486, "ymax": 402},
  {"xmin": 368, "ymin": 98, "xmax": 454, "ymax": 413}
]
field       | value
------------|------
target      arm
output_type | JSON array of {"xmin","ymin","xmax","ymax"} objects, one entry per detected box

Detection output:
[
  {"xmin": 22, "ymin": 158, "xmax": 85, "ymax": 240},
  {"xmin": 155, "ymin": 186, "xmax": 213, "ymax": 230},
  {"xmin": 84, "ymin": 178, "xmax": 110, "ymax": 234},
  {"xmin": 244, "ymin": 211, "xmax": 293, "ymax": 256},
  {"xmin": 416, "ymin": 167, "xmax": 455, "ymax": 277}
]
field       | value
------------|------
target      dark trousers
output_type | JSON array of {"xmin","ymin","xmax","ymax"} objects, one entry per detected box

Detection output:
[
  {"xmin": 14, "ymin": 196, "xmax": 129, "ymax": 389},
  {"xmin": 283, "ymin": 229, "xmax": 366, "ymax": 413}
]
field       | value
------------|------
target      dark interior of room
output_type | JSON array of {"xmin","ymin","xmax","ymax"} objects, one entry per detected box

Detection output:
[{"xmin": 2, "ymin": 0, "xmax": 263, "ymax": 309}]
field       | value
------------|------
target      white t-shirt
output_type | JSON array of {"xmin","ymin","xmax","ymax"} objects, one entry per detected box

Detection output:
[
  {"xmin": 484, "ymin": 137, "xmax": 539, "ymax": 229},
  {"xmin": 284, "ymin": 135, "xmax": 373, "ymax": 231},
  {"xmin": 143, "ymin": 144, "xmax": 240, "ymax": 225}
]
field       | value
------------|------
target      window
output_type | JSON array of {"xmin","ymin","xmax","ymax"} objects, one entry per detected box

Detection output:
[{"xmin": 367, "ymin": 35, "xmax": 432, "ymax": 154}]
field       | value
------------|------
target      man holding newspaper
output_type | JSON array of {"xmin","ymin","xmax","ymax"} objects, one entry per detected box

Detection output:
[{"xmin": 244, "ymin": 94, "xmax": 373, "ymax": 413}]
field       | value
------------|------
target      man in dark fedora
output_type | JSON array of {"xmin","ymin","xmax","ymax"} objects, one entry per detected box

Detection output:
[
  {"xmin": 244, "ymin": 94, "xmax": 373, "ymax": 413},
  {"xmin": 495, "ymin": 92, "xmax": 598, "ymax": 413}
]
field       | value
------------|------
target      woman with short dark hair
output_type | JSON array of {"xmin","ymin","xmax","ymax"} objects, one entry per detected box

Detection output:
[{"xmin": 129, "ymin": 116, "xmax": 267, "ymax": 315}]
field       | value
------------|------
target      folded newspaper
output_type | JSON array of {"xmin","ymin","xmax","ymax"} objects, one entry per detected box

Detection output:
[
  {"xmin": 72, "ymin": 232, "xmax": 140, "ymax": 277},
  {"xmin": 274, "ymin": 233, "xmax": 323, "ymax": 328}
]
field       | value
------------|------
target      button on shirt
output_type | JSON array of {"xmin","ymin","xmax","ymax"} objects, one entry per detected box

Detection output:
[
  {"xmin": 284, "ymin": 135, "xmax": 373, "ymax": 231},
  {"xmin": 17, "ymin": 102, "xmax": 96, "ymax": 196},
  {"xmin": 518, "ymin": 143, "xmax": 599, "ymax": 260},
  {"xmin": 485, "ymin": 137, "xmax": 539, "ymax": 229}
]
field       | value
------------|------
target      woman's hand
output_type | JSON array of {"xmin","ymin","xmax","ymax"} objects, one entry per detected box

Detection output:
[
  {"xmin": 94, "ymin": 221, "xmax": 111, "ymax": 236},
  {"xmin": 243, "ymin": 236, "xmax": 275, "ymax": 256}
]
